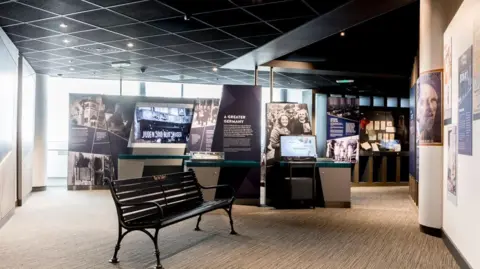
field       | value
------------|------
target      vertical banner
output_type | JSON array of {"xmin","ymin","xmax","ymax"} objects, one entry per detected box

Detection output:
[
  {"xmin": 458, "ymin": 47, "xmax": 473, "ymax": 156},
  {"xmin": 188, "ymin": 99, "xmax": 220, "ymax": 152},
  {"xmin": 326, "ymin": 97, "xmax": 359, "ymax": 163},
  {"xmin": 409, "ymin": 85, "xmax": 417, "ymax": 178},
  {"xmin": 265, "ymin": 103, "xmax": 312, "ymax": 161},
  {"xmin": 444, "ymin": 37, "xmax": 453, "ymax": 125},
  {"xmin": 447, "ymin": 125, "xmax": 458, "ymax": 206},
  {"xmin": 417, "ymin": 71, "xmax": 443, "ymax": 145},
  {"xmin": 474, "ymin": 19, "xmax": 480, "ymax": 121},
  {"xmin": 212, "ymin": 85, "xmax": 261, "ymax": 161}
]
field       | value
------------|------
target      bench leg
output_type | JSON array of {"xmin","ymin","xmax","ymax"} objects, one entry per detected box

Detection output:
[
  {"xmin": 109, "ymin": 225, "xmax": 129, "ymax": 263},
  {"xmin": 153, "ymin": 229, "xmax": 163, "ymax": 269},
  {"xmin": 194, "ymin": 214, "xmax": 202, "ymax": 231},
  {"xmin": 225, "ymin": 205, "xmax": 237, "ymax": 235}
]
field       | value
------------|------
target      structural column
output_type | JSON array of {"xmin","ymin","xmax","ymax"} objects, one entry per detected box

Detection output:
[
  {"xmin": 418, "ymin": 0, "xmax": 462, "ymax": 235},
  {"xmin": 32, "ymin": 74, "xmax": 48, "ymax": 190}
]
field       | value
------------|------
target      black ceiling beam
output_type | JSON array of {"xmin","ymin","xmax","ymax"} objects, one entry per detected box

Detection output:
[{"xmin": 222, "ymin": 0, "xmax": 417, "ymax": 70}]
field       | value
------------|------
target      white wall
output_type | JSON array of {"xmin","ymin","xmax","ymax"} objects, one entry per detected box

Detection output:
[{"xmin": 443, "ymin": 0, "xmax": 480, "ymax": 268}]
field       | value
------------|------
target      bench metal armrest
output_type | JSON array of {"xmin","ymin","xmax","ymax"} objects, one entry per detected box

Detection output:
[
  {"xmin": 198, "ymin": 184, "xmax": 236, "ymax": 199},
  {"xmin": 119, "ymin": 201, "xmax": 165, "ymax": 218}
]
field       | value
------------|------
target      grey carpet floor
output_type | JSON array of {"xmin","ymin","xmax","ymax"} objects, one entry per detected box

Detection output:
[{"xmin": 0, "ymin": 187, "xmax": 458, "ymax": 269}]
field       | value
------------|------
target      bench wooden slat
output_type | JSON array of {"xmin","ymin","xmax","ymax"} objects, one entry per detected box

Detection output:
[
  {"xmin": 117, "ymin": 185, "xmax": 165, "ymax": 200},
  {"xmin": 113, "ymin": 176, "xmax": 155, "ymax": 186},
  {"xmin": 115, "ymin": 175, "xmax": 196, "ymax": 193}
]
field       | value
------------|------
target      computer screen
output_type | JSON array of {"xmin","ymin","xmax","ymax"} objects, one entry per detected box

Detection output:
[{"xmin": 280, "ymin": 135, "xmax": 317, "ymax": 158}]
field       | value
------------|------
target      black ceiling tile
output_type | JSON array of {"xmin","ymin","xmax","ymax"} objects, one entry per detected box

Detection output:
[
  {"xmin": 71, "ymin": 29, "xmax": 127, "ymax": 42},
  {"xmin": 76, "ymin": 54, "xmax": 119, "ymax": 63},
  {"xmin": 158, "ymin": 0, "xmax": 235, "ymax": 14},
  {"xmin": 304, "ymin": 0, "xmax": 352, "ymax": 16},
  {"xmin": 178, "ymin": 29, "xmax": 231, "ymax": 43},
  {"xmin": 47, "ymin": 48, "xmax": 92, "ymax": 57},
  {"xmin": 202, "ymin": 38, "xmax": 253, "ymax": 50},
  {"xmin": 145, "ymin": 70, "xmax": 178, "ymax": 76},
  {"xmin": 246, "ymin": 0, "xmax": 315, "ymax": 21},
  {"xmin": 23, "ymin": 51, "xmax": 64, "ymax": 61},
  {"xmin": 84, "ymin": 0, "xmax": 142, "ymax": 7},
  {"xmin": 7, "ymin": 34, "xmax": 29, "ymax": 42},
  {"xmin": 180, "ymin": 61, "xmax": 213, "ymax": 68},
  {"xmin": 75, "ymin": 43, "xmax": 123, "ymax": 54},
  {"xmin": 224, "ymin": 48, "xmax": 254, "ymax": 57},
  {"xmin": 174, "ymin": 68, "xmax": 205, "ymax": 75},
  {"xmin": 75, "ymin": 63, "xmax": 113, "ymax": 70},
  {"xmin": 32, "ymin": 17, "xmax": 95, "ymax": 33},
  {"xmin": 49, "ymin": 58, "xmax": 93, "ymax": 65},
  {"xmin": 15, "ymin": 39, "xmax": 63, "ymax": 51},
  {"xmin": 29, "ymin": 60, "xmax": 67, "ymax": 69},
  {"xmin": 37, "ymin": 34, "xmax": 94, "ymax": 47},
  {"xmin": 139, "ymin": 34, "xmax": 190, "ymax": 46},
  {"xmin": 107, "ymin": 23, "xmax": 166, "ymax": 38},
  {"xmin": 19, "ymin": 0, "xmax": 97, "ymax": 15},
  {"xmin": 55, "ymin": 65, "xmax": 91, "ymax": 73},
  {"xmin": 105, "ymin": 39, "xmax": 157, "ymax": 51},
  {"xmin": 150, "ymin": 62, "xmax": 185, "ymax": 70},
  {"xmin": 102, "ymin": 51, "xmax": 148, "ymax": 60},
  {"xmin": 130, "ymin": 58, "xmax": 168, "ymax": 66},
  {"xmin": 242, "ymin": 33, "xmax": 280, "ymax": 46},
  {"xmin": 231, "ymin": 0, "xmax": 285, "ymax": 6},
  {"xmin": 0, "ymin": 2, "xmax": 55, "ymax": 21},
  {"xmin": 0, "ymin": 16, "xmax": 20, "ymax": 27},
  {"xmin": 148, "ymin": 17, "xmax": 209, "ymax": 33},
  {"xmin": 179, "ymin": 79, "xmax": 209, "ymax": 84},
  {"xmin": 35, "ymin": 68, "xmax": 63, "ymax": 75},
  {"xmin": 268, "ymin": 16, "xmax": 314, "ymax": 32},
  {"xmin": 189, "ymin": 51, "xmax": 233, "ymax": 60},
  {"xmin": 111, "ymin": 0, "xmax": 181, "ymax": 21},
  {"xmin": 17, "ymin": 47, "xmax": 36, "ymax": 53},
  {"xmin": 158, "ymin": 54, "xmax": 198, "ymax": 63},
  {"xmin": 210, "ymin": 57, "xmax": 236, "ymax": 65},
  {"xmin": 134, "ymin": 47, "xmax": 178, "ymax": 57},
  {"xmin": 68, "ymin": 9, "xmax": 135, "ymax": 28},
  {"xmin": 195, "ymin": 8, "xmax": 259, "ymax": 27},
  {"xmin": 3, "ymin": 24, "xmax": 59, "ymax": 38},
  {"xmin": 166, "ymin": 43, "xmax": 214, "ymax": 54},
  {"xmin": 221, "ymin": 22, "xmax": 279, "ymax": 37},
  {"xmin": 189, "ymin": 72, "xmax": 219, "ymax": 79}
]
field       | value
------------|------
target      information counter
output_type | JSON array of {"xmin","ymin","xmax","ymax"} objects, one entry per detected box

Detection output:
[
  {"xmin": 118, "ymin": 154, "xmax": 190, "ymax": 180},
  {"xmin": 266, "ymin": 161, "xmax": 352, "ymax": 208},
  {"xmin": 185, "ymin": 160, "xmax": 261, "ymax": 205}
]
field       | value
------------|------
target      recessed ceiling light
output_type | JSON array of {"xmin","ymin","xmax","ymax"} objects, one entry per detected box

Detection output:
[
  {"xmin": 212, "ymin": 67, "xmax": 218, "ymax": 72},
  {"xmin": 68, "ymin": 60, "xmax": 73, "ymax": 63},
  {"xmin": 127, "ymin": 42, "xmax": 134, "ymax": 48},
  {"xmin": 60, "ymin": 23, "xmax": 68, "ymax": 28},
  {"xmin": 69, "ymin": 67, "xmax": 75, "ymax": 71},
  {"xmin": 63, "ymin": 39, "xmax": 70, "ymax": 44},
  {"xmin": 340, "ymin": 32, "xmax": 345, "ymax": 37},
  {"xmin": 336, "ymin": 79, "xmax": 354, "ymax": 84}
]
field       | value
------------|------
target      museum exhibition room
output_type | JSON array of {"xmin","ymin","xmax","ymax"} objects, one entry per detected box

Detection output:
[{"xmin": 0, "ymin": 0, "xmax": 479, "ymax": 268}]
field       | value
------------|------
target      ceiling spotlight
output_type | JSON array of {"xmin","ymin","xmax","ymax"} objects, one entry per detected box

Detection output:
[
  {"xmin": 69, "ymin": 67, "xmax": 75, "ymax": 71},
  {"xmin": 68, "ymin": 60, "xmax": 73, "ymax": 63},
  {"xmin": 60, "ymin": 23, "xmax": 68, "ymax": 28},
  {"xmin": 340, "ymin": 31, "xmax": 345, "ymax": 37},
  {"xmin": 184, "ymin": 14, "xmax": 191, "ymax": 21},
  {"xmin": 111, "ymin": 60, "xmax": 131, "ymax": 68},
  {"xmin": 212, "ymin": 67, "xmax": 218, "ymax": 72},
  {"xmin": 127, "ymin": 42, "xmax": 134, "ymax": 48},
  {"xmin": 63, "ymin": 39, "xmax": 70, "ymax": 44}
]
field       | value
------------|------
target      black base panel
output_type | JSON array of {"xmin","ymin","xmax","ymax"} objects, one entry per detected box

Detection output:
[
  {"xmin": 419, "ymin": 224, "xmax": 442, "ymax": 238},
  {"xmin": 442, "ymin": 230, "xmax": 472, "ymax": 269}
]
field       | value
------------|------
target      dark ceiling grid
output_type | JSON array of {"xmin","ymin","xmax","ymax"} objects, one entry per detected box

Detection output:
[{"xmin": 0, "ymin": 0, "xmax": 329, "ymax": 88}]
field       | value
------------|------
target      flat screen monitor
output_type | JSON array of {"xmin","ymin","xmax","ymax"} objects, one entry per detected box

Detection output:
[{"xmin": 280, "ymin": 135, "xmax": 317, "ymax": 159}]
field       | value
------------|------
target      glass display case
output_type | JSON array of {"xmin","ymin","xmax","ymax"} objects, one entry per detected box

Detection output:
[{"xmin": 190, "ymin": 151, "xmax": 224, "ymax": 161}]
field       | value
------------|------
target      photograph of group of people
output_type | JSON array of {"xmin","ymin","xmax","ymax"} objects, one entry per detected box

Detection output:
[
  {"xmin": 327, "ymin": 96, "xmax": 360, "ymax": 121},
  {"xmin": 326, "ymin": 137, "xmax": 359, "ymax": 163},
  {"xmin": 67, "ymin": 152, "xmax": 112, "ymax": 186},
  {"xmin": 192, "ymin": 99, "xmax": 220, "ymax": 128},
  {"xmin": 265, "ymin": 103, "xmax": 312, "ymax": 160}
]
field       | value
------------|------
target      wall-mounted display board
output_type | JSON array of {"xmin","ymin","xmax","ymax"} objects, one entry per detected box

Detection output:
[
  {"xmin": 473, "ymin": 19, "xmax": 480, "ymax": 121},
  {"xmin": 67, "ymin": 94, "xmax": 194, "ymax": 188},
  {"xmin": 417, "ymin": 71, "xmax": 443, "ymax": 145},
  {"xmin": 458, "ymin": 47, "xmax": 473, "ymax": 155},
  {"xmin": 326, "ymin": 97, "xmax": 359, "ymax": 163},
  {"xmin": 188, "ymin": 99, "xmax": 220, "ymax": 152},
  {"xmin": 445, "ymin": 37, "xmax": 453, "ymax": 125},
  {"xmin": 409, "ymin": 85, "xmax": 418, "ymax": 181},
  {"xmin": 265, "ymin": 103, "xmax": 312, "ymax": 162}
]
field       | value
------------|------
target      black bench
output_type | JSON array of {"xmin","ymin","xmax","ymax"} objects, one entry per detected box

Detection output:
[{"xmin": 107, "ymin": 170, "xmax": 236, "ymax": 269}]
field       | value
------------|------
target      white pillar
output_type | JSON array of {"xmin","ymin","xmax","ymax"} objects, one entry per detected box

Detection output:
[
  {"xmin": 418, "ymin": 0, "xmax": 462, "ymax": 235},
  {"xmin": 32, "ymin": 74, "xmax": 48, "ymax": 189}
]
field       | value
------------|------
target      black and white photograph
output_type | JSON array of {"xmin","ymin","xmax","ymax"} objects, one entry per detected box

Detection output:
[
  {"xmin": 67, "ymin": 152, "xmax": 113, "ymax": 186},
  {"xmin": 327, "ymin": 97, "xmax": 360, "ymax": 121},
  {"xmin": 265, "ymin": 103, "xmax": 312, "ymax": 161},
  {"xmin": 447, "ymin": 125, "xmax": 457, "ymax": 205},
  {"xmin": 326, "ymin": 137, "xmax": 359, "ymax": 162},
  {"xmin": 133, "ymin": 103, "xmax": 193, "ymax": 144},
  {"xmin": 192, "ymin": 99, "xmax": 220, "ymax": 128}
]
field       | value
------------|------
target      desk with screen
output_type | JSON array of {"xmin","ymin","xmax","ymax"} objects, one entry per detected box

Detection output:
[{"xmin": 266, "ymin": 135, "xmax": 352, "ymax": 208}]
